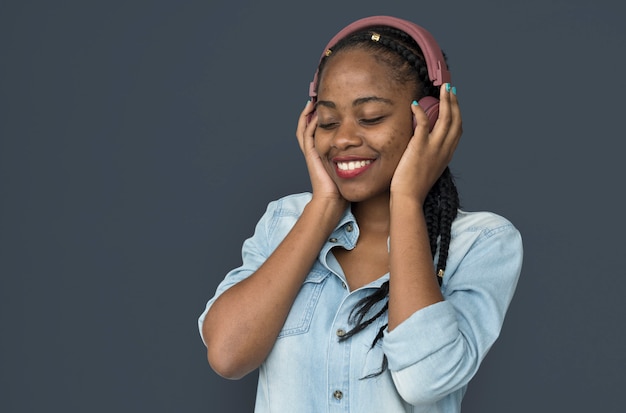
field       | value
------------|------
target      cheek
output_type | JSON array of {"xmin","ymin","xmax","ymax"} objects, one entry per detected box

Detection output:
[
  {"xmin": 384, "ymin": 128, "xmax": 411, "ymax": 160},
  {"xmin": 313, "ymin": 133, "xmax": 333, "ymax": 165}
]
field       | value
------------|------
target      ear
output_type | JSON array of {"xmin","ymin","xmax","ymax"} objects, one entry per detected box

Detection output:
[{"xmin": 413, "ymin": 96, "xmax": 439, "ymax": 132}]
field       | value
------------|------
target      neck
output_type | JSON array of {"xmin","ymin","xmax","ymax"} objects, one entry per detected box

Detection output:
[{"xmin": 351, "ymin": 192, "xmax": 391, "ymax": 235}]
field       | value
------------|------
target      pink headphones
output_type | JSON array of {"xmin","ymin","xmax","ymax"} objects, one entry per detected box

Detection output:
[{"xmin": 309, "ymin": 16, "xmax": 451, "ymax": 131}]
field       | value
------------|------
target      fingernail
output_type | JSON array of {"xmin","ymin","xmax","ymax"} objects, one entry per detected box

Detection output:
[
  {"xmin": 412, "ymin": 100, "xmax": 419, "ymax": 106},
  {"xmin": 451, "ymin": 86, "xmax": 457, "ymax": 96},
  {"xmin": 445, "ymin": 83, "xmax": 451, "ymax": 93}
]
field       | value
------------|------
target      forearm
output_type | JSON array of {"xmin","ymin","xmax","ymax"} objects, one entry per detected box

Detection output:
[
  {"xmin": 203, "ymin": 198, "xmax": 344, "ymax": 379},
  {"xmin": 388, "ymin": 194, "xmax": 443, "ymax": 331},
  {"xmin": 384, "ymin": 210, "xmax": 523, "ymax": 405}
]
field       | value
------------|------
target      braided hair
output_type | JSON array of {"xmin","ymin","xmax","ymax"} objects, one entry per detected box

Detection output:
[{"xmin": 315, "ymin": 25, "xmax": 461, "ymax": 377}]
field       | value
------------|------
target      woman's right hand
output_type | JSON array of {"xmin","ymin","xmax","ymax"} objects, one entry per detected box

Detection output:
[{"xmin": 296, "ymin": 101, "xmax": 347, "ymax": 207}]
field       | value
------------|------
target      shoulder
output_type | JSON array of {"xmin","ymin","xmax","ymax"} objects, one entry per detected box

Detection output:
[
  {"xmin": 254, "ymin": 193, "xmax": 312, "ymax": 246},
  {"xmin": 446, "ymin": 209, "xmax": 523, "ymax": 272},
  {"xmin": 443, "ymin": 209, "xmax": 523, "ymax": 292},
  {"xmin": 451, "ymin": 209, "xmax": 520, "ymax": 240},
  {"xmin": 264, "ymin": 192, "xmax": 312, "ymax": 217}
]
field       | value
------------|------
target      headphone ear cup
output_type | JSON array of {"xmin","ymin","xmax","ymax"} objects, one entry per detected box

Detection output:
[{"xmin": 416, "ymin": 96, "xmax": 440, "ymax": 132}]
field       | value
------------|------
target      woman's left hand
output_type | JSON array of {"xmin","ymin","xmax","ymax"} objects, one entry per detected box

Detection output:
[{"xmin": 390, "ymin": 83, "xmax": 462, "ymax": 203}]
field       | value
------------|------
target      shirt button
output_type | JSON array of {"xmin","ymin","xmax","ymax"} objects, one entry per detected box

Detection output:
[
  {"xmin": 333, "ymin": 390, "xmax": 343, "ymax": 400},
  {"xmin": 336, "ymin": 329, "xmax": 346, "ymax": 338},
  {"xmin": 341, "ymin": 281, "xmax": 347, "ymax": 289},
  {"xmin": 329, "ymin": 237, "xmax": 338, "ymax": 243},
  {"xmin": 346, "ymin": 224, "xmax": 353, "ymax": 232}
]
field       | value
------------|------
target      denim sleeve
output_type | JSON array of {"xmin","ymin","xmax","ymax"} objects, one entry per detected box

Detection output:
[
  {"xmin": 197, "ymin": 200, "xmax": 278, "ymax": 345},
  {"xmin": 382, "ymin": 217, "xmax": 523, "ymax": 406}
]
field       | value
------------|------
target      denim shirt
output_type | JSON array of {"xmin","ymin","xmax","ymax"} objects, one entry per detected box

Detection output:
[{"xmin": 198, "ymin": 192, "xmax": 523, "ymax": 413}]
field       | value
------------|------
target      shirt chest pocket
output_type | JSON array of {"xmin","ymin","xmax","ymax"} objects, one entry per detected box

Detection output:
[{"xmin": 278, "ymin": 270, "xmax": 328, "ymax": 338}]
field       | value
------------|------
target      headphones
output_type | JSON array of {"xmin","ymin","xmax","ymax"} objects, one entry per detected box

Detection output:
[{"xmin": 309, "ymin": 15, "xmax": 451, "ymax": 131}]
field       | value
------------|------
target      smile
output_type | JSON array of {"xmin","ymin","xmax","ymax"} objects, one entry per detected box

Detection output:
[
  {"xmin": 333, "ymin": 159, "xmax": 375, "ymax": 179},
  {"xmin": 336, "ymin": 160, "xmax": 372, "ymax": 171}
]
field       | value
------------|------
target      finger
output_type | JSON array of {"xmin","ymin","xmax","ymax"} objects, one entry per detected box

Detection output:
[
  {"xmin": 431, "ymin": 83, "xmax": 452, "ymax": 137},
  {"xmin": 301, "ymin": 112, "xmax": 318, "ymax": 154},
  {"xmin": 310, "ymin": 112, "xmax": 319, "ymax": 139},
  {"xmin": 296, "ymin": 100, "xmax": 315, "ymax": 151},
  {"xmin": 410, "ymin": 100, "xmax": 430, "ymax": 137},
  {"xmin": 443, "ymin": 85, "xmax": 462, "ymax": 152},
  {"xmin": 296, "ymin": 100, "xmax": 313, "ymax": 136},
  {"xmin": 448, "ymin": 86, "xmax": 462, "ymax": 136},
  {"xmin": 437, "ymin": 87, "xmax": 462, "ymax": 165}
]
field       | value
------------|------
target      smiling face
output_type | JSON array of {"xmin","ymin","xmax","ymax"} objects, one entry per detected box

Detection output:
[{"xmin": 314, "ymin": 47, "xmax": 417, "ymax": 203}]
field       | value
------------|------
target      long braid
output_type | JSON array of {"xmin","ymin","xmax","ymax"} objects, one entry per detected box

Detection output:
[
  {"xmin": 318, "ymin": 25, "xmax": 460, "ymax": 376},
  {"xmin": 434, "ymin": 168, "xmax": 459, "ymax": 284},
  {"xmin": 424, "ymin": 174, "xmax": 442, "ymax": 262}
]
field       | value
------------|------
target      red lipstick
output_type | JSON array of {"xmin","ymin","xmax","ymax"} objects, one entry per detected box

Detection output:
[{"xmin": 333, "ymin": 157, "xmax": 375, "ymax": 179}]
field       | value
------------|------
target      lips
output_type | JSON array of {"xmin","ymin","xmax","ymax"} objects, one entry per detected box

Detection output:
[{"xmin": 333, "ymin": 157, "xmax": 375, "ymax": 179}]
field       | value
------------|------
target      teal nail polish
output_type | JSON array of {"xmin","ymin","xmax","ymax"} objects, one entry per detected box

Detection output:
[
  {"xmin": 412, "ymin": 100, "xmax": 419, "ymax": 106},
  {"xmin": 451, "ymin": 86, "xmax": 457, "ymax": 95},
  {"xmin": 445, "ymin": 83, "xmax": 451, "ymax": 92}
]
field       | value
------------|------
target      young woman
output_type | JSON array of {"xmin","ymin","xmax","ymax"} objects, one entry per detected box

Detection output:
[{"xmin": 198, "ymin": 15, "xmax": 523, "ymax": 412}]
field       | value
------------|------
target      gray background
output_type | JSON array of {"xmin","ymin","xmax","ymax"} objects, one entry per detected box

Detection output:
[{"xmin": 1, "ymin": 0, "xmax": 624, "ymax": 412}]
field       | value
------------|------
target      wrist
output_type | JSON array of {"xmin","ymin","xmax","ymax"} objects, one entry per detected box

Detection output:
[
  {"xmin": 309, "ymin": 193, "xmax": 347, "ymax": 209},
  {"xmin": 305, "ymin": 196, "xmax": 347, "ymax": 226},
  {"xmin": 389, "ymin": 192, "xmax": 424, "ymax": 211}
]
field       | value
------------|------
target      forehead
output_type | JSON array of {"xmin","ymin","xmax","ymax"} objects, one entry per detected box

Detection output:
[{"xmin": 317, "ymin": 48, "xmax": 405, "ymax": 100}]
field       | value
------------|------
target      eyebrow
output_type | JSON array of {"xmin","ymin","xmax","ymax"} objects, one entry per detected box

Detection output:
[{"xmin": 315, "ymin": 96, "xmax": 394, "ymax": 109}]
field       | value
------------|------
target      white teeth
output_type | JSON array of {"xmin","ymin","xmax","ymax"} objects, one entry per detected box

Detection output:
[{"xmin": 336, "ymin": 160, "xmax": 372, "ymax": 171}]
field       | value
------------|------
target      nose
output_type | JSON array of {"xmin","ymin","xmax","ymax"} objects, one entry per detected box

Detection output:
[{"xmin": 331, "ymin": 120, "xmax": 362, "ymax": 150}]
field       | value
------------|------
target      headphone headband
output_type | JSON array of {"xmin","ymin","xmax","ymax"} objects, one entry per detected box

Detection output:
[{"xmin": 309, "ymin": 15, "xmax": 451, "ymax": 98}]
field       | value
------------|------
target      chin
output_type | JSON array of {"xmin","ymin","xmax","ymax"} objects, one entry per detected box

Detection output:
[{"xmin": 338, "ymin": 187, "xmax": 387, "ymax": 204}]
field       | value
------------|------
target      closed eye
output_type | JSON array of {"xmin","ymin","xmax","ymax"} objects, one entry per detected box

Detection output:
[
  {"xmin": 317, "ymin": 122, "xmax": 339, "ymax": 130},
  {"xmin": 360, "ymin": 116, "xmax": 385, "ymax": 125}
]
